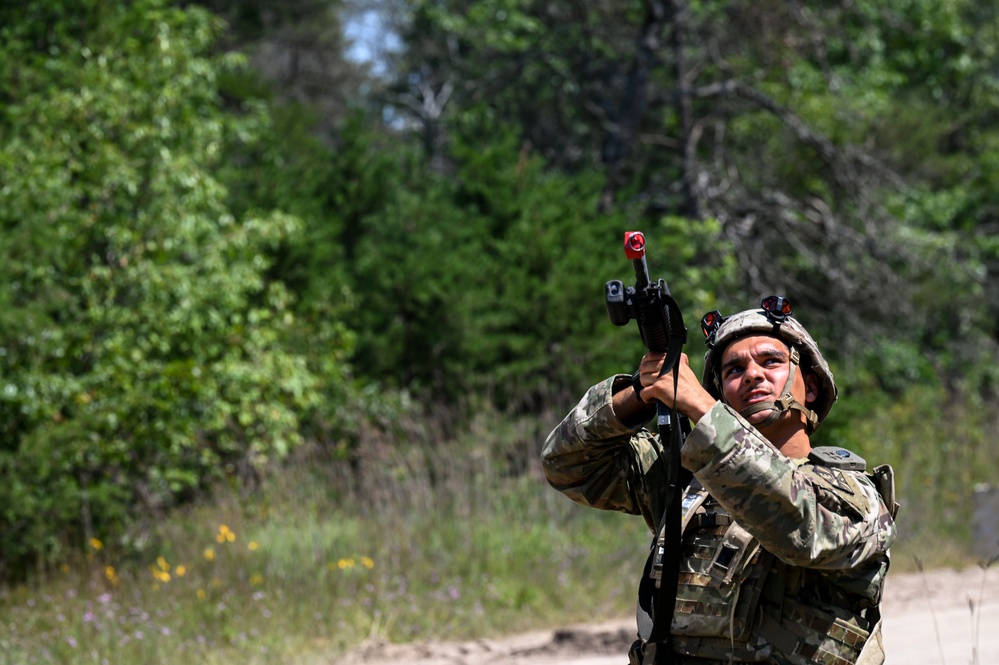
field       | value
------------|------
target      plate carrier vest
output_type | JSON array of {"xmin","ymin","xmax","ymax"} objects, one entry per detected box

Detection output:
[{"xmin": 633, "ymin": 448, "xmax": 897, "ymax": 665}]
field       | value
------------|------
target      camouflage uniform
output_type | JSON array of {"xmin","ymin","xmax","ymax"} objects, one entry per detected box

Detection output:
[{"xmin": 541, "ymin": 374, "xmax": 897, "ymax": 665}]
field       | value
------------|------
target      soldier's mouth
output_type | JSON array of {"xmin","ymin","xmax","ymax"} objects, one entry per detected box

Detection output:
[{"xmin": 743, "ymin": 389, "xmax": 772, "ymax": 404}]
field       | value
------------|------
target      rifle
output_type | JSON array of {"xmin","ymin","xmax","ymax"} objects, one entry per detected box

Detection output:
[
  {"xmin": 605, "ymin": 231, "xmax": 690, "ymax": 657},
  {"xmin": 605, "ymin": 230, "xmax": 687, "ymax": 428}
]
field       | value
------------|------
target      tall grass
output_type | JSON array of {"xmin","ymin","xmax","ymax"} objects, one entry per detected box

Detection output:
[
  {"xmin": 1, "ymin": 384, "xmax": 996, "ymax": 664},
  {"xmin": 835, "ymin": 384, "xmax": 999, "ymax": 565},
  {"xmin": 0, "ymin": 403, "xmax": 648, "ymax": 664}
]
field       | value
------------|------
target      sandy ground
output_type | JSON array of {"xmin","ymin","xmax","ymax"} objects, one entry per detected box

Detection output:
[{"xmin": 336, "ymin": 565, "xmax": 999, "ymax": 664}]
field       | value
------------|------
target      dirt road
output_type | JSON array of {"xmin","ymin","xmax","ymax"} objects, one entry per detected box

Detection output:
[{"xmin": 338, "ymin": 565, "xmax": 998, "ymax": 664}]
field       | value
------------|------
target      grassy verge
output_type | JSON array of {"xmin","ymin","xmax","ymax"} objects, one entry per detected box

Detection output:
[
  {"xmin": 0, "ymin": 472, "xmax": 648, "ymax": 664},
  {"xmin": 1, "ymin": 388, "xmax": 995, "ymax": 664},
  {"xmin": 0, "ymin": 402, "xmax": 650, "ymax": 665}
]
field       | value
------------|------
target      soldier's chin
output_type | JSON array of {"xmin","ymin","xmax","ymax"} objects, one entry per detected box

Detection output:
[{"xmin": 745, "ymin": 408, "xmax": 776, "ymax": 425}]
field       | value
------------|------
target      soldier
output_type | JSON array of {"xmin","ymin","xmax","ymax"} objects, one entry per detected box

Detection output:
[{"xmin": 541, "ymin": 296, "xmax": 898, "ymax": 665}]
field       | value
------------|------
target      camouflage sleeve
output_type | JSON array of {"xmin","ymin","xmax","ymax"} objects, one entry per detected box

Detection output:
[
  {"xmin": 681, "ymin": 402, "xmax": 896, "ymax": 581},
  {"xmin": 540, "ymin": 375, "xmax": 667, "ymax": 531}
]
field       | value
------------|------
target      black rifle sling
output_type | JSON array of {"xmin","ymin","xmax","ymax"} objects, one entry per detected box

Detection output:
[{"xmin": 635, "ymin": 344, "xmax": 691, "ymax": 658}]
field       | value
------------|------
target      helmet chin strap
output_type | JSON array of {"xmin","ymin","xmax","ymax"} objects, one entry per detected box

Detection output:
[{"xmin": 734, "ymin": 347, "xmax": 820, "ymax": 434}]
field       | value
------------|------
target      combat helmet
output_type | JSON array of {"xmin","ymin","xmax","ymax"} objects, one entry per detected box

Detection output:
[{"xmin": 700, "ymin": 296, "xmax": 837, "ymax": 433}]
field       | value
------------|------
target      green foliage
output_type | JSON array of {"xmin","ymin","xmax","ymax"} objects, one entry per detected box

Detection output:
[
  {"xmin": 340, "ymin": 115, "xmax": 736, "ymax": 406},
  {"xmin": 2, "ymin": 0, "xmax": 999, "ymax": 594},
  {"xmin": 0, "ymin": 0, "xmax": 335, "ymax": 576},
  {"xmin": 389, "ymin": 0, "xmax": 999, "ymax": 408}
]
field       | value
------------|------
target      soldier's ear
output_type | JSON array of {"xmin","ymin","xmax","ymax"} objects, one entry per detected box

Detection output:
[{"xmin": 805, "ymin": 373, "xmax": 819, "ymax": 404}]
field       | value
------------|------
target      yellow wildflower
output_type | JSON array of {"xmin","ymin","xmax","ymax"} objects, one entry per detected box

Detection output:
[
  {"xmin": 89, "ymin": 538, "xmax": 104, "ymax": 551},
  {"xmin": 248, "ymin": 541, "xmax": 259, "ymax": 551},
  {"xmin": 217, "ymin": 524, "xmax": 236, "ymax": 543},
  {"xmin": 175, "ymin": 565, "xmax": 187, "ymax": 577},
  {"xmin": 204, "ymin": 548, "xmax": 216, "ymax": 561},
  {"xmin": 360, "ymin": 556, "xmax": 374, "ymax": 569},
  {"xmin": 150, "ymin": 567, "xmax": 171, "ymax": 583}
]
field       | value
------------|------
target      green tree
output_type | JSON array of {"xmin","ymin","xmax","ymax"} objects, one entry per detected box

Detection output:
[
  {"xmin": 342, "ymin": 114, "xmax": 736, "ymax": 407},
  {"xmin": 191, "ymin": 0, "xmax": 372, "ymax": 132},
  {"xmin": 382, "ymin": 0, "xmax": 999, "ymax": 396},
  {"xmin": 0, "ymin": 0, "xmax": 341, "ymax": 576}
]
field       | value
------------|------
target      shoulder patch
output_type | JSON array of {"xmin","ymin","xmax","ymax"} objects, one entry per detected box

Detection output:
[
  {"xmin": 798, "ymin": 463, "xmax": 871, "ymax": 518},
  {"xmin": 807, "ymin": 465, "xmax": 855, "ymax": 495},
  {"xmin": 808, "ymin": 446, "xmax": 866, "ymax": 471}
]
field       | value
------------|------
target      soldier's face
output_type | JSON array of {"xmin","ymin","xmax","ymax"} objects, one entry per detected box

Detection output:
[{"xmin": 718, "ymin": 335, "xmax": 817, "ymax": 428}]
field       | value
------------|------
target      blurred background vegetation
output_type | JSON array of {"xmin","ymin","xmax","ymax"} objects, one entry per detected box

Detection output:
[{"xmin": 1, "ymin": 0, "xmax": 998, "ymax": 662}]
